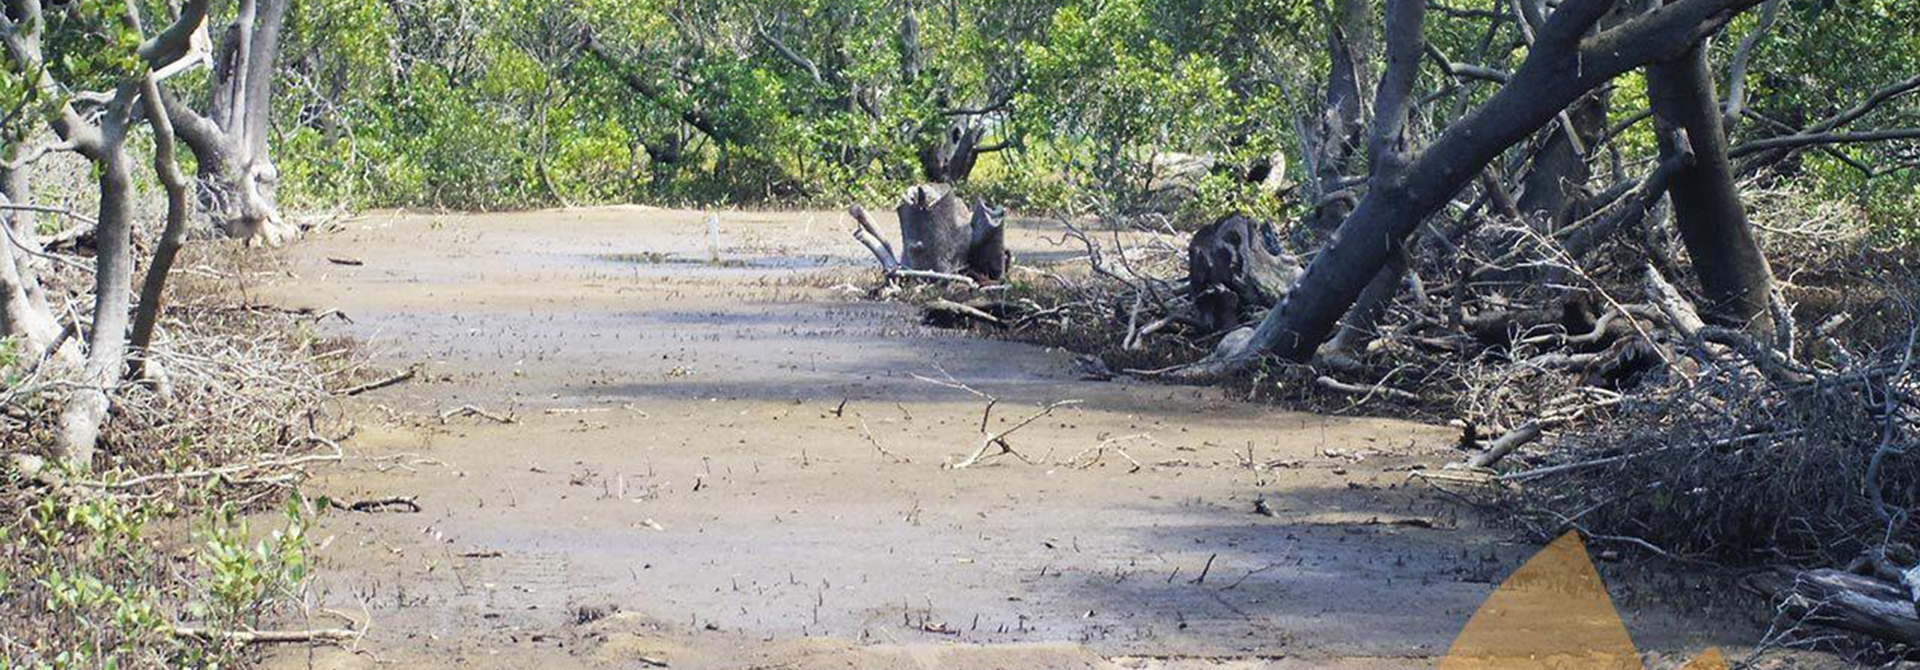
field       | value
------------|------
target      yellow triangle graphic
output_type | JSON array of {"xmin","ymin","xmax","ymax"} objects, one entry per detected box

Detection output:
[{"xmin": 1439, "ymin": 532, "xmax": 1639, "ymax": 670}]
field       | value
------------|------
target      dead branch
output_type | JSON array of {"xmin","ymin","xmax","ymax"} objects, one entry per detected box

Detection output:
[
  {"xmin": 340, "ymin": 366, "xmax": 417, "ymax": 396},
  {"xmin": 440, "ymin": 404, "xmax": 516, "ymax": 424},
  {"xmin": 950, "ymin": 399, "xmax": 1081, "ymax": 469},
  {"xmin": 168, "ymin": 626, "xmax": 361, "ymax": 645},
  {"xmin": 1747, "ymin": 568, "xmax": 1920, "ymax": 644}
]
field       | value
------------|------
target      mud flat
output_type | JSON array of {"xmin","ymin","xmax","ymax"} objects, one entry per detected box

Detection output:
[{"xmin": 258, "ymin": 207, "xmax": 1750, "ymax": 670}]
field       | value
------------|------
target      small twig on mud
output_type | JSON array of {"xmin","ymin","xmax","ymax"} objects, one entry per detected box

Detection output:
[
  {"xmin": 1221, "ymin": 562, "xmax": 1282, "ymax": 591},
  {"xmin": 440, "ymin": 404, "xmax": 516, "ymax": 424},
  {"xmin": 858, "ymin": 415, "xmax": 913, "ymax": 463},
  {"xmin": 914, "ymin": 366, "xmax": 1082, "ymax": 468},
  {"xmin": 1190, "ymin": 553, "xmax": 1218, "ymax": 585},
  {"xmin": 341, "ymin": 366, "xmax": 417, "ymax": 396},
  {"xmin": 1062, "ymin": 434, "xmax": 1152, "ymax": 472},
  {"xmin": 333, "ymin": 496, "xmax": 422, "ymax": 514}
]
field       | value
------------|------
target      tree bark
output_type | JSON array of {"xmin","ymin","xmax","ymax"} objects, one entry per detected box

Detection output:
[
  {"xmin": 1645, "ymin": 44, "xmax": 1773, "ymax": 333},
  {"xmin": 1302, "ymin": 0, "xmax": 1371, "ymax": 236},
  {"xmin": 1748, "ymin": 568, "xmax": 1920, "ymax": 644},
  {"xmin": 897, "ymin": 184, "xmax": 971, "ymax": 274},
  {"xmin": 150, "ymin": 0, "xmax": 293, "ymax": 245},
  {"xmin": 1196, "ymin": 0, "xmax": 1768, "ymax": 369},
  {"xmin": 130, "ymin": 75, "xmax": 193, "ymax": 380},
  {"xmin": 56, "ymin": 89, "xmax": 140, "ymax": 468}
]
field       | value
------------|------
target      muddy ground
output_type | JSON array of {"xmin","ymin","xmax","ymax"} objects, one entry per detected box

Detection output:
[{"xmin": 257, "ymin": 207, "xmax": 1757, "ymax": 670}]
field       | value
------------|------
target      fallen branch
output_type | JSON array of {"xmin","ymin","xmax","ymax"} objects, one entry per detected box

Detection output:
[
  {"xmin": 857, "ymin": 415, "xmax": 913, "ymax": 463},
  {"xmin": 335, "ymin": 496, "xmax": 421, "ymax": 513},
  {"xmin": 950, "ymin": 399, "xmax": 1082, "ymax": 469},
  {"xmin": 1316, "ymin": 375, "xmax": 1421, "ymax": 405},
  {"xmin": 1466, "ymin": 420, "xmax": 1544, "ymax": 469},
  {"xmin": 892, "ymin": 268, "xmax": 979, "ymax": 288},
  {"xmin": 440, "ymin": 404, "xmax": 516, "ymax": 424},
  {"xmin": 923, "ymin": 298, "xmax": 1002, "ymax": 326},
  {"xmin": 169, "ymin": 626, "xmax": 361, "ymax": 645},
  {"xmin": 1062, "ymin": 434, "xmax": 1152, "ymax": 472},
  {"xmin": 86, "ymin": 438, "xmax": 345, "ymax": 489},
  {"xmin": 341, "ymin": 366, "xmax": 417, "ymax": 396},
  {"xmin": 1747, "ymin": 568, "xmax": 1920, "ymax": 644}
]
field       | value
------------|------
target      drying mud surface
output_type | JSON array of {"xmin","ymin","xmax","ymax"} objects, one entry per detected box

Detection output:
[{"xmin": 258, "ymin": 207, "xmax": 1752, "ymax": 670}]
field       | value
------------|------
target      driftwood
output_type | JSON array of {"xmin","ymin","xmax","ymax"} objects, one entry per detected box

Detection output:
[
  {"xmin": 849, "ymin": 184, "xmax": 1008, "ymax": 282},
  {"xmin": 1186, "ymin": 213, "xmax": 1301, "ymax": 334},
  {"xmin": 1747, "ymin": 568, "xmax": 1920, "ymax": 643},
  {"xmin": 169, "ymin": 626, "xmax": 361, "ymax": 645}
]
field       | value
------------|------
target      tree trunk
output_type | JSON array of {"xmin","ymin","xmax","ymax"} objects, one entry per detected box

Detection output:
[
  {"xmin": 57, "ymin": 98, "xmax": 139, "ymax": 467},
  {"xmin": 1645, "ymin": 44, "xmax": 1774, "ymax": 333},
  {"xmin": 0, "ymin": 162, "xmax": 65, "ymax": 362},
  {"xmin": 965, "ymin": 203, "xmax": 1007, "ymax": 281},
  {"xmin": 1201, "ymin": 0, "xmax": 1768, "ymax": 369},
  {"xmin": 1516, "ymin": 93, "xmax": 1606, "ymax": 230},
  {"xmin": 1302, "ymin": 0, "xmax": 1371, "ymax": 236},
  {"xmin": 130, "ymin": 75, "xmax": 193, "ymax": 381},
  {"xmin": 161, "ymin": 0, "xmax": 294, "ymax": 246},
  {"xmin": 919, "ymin": 120, "xmax": 986, "ymax": 183}
]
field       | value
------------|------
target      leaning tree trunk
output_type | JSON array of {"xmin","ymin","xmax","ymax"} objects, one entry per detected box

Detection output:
[
  {"xmin": 0, "ymin": 162, "xmax": 65, "ymax": 362},
  {"xmin": 160, "ymin": 0, "xmax": 295, "ymax": 246},
  {"xmin": 1645, "ymin": 43, "xmax": 1774, "ymax": 333},
  {"xmin": 1196, "ymin": 0, "xmax": 1768, "ymax": 370}
]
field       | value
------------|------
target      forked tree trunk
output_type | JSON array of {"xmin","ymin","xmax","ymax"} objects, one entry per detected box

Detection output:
[
  {"xmin": 129, "ymin": 75, "xmax": 193, "ymax": 381},
  {"xmin": 1645, "ymin": 44, "xmax": 1774, "ymax": 333},
  {"xmin": 861, "ymin": 184, "xmax": 1007, "ymax": 281},
  {"xmin": 1301, "ymin": 0, "xmax": 1370, "ymax": 237},
  {"xmin": 919, "ymin": 120, "xmax": 987, "ymax": 183},
  {"xmin": 160, "ymin": 0, "xmax": 295, "ymax": 246}
]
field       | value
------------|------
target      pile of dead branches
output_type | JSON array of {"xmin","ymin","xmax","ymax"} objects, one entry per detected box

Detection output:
[
  {"xmin": 855, "ymin": 179, "xmax": 1920, "ymax": 643},
  {"xmin": 2, "ymin": 243, "xmax": 362, "ymax": 667}
]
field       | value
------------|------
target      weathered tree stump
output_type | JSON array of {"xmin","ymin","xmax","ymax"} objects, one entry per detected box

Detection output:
[
  {"xmin": 849, "ymin": 184, "xmax": 1008, "ymax": 282},
  {"xmin": 1187, "ymin": 213, "xmax": 1300, "ymax": 334}
]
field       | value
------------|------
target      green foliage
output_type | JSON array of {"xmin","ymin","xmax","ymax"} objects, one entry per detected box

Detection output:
[
  {"xmin": 262, "ymin": 0, "xmax": 1920, "ymax": 240},
  {"xmin": 2, "ymin": 483, "xmax": 320, "ymax": 669},
  {"xmin": 270, "ymin": 0, "xmax": 1317, "ymax": 222},
  {"xmin": 0, "ymin": 336, "xmax": 19, "ymax": 380}
]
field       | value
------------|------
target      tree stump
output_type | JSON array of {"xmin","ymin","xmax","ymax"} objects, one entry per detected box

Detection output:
[
  {"xmin": 1187, "ymin": 213, "xmax": 1300, "ymax": 334},
  {"xmin": 851, "ymin": 184, "xmax": 1008, "ymax": 282}
]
